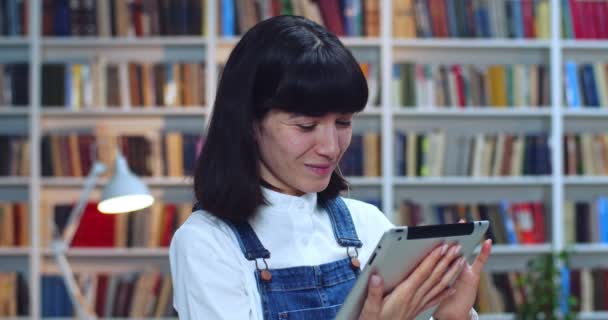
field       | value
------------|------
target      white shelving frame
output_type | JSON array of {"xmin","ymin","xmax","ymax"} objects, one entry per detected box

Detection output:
[{"xmin": 1, "ymin": 0, "xmax": 607, "ymax": 319}]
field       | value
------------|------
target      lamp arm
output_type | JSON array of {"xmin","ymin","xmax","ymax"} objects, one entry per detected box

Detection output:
[
  {"xmin": 62, "ymin": 161, "xmax": 107, "ymax": 247},
  {"xmin": 53, "ymin": 250, "xmax": 98, "ymax": 320}
]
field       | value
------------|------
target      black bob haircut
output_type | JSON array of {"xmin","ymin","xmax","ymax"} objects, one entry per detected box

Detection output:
[{"xmin": 194, "ymin": 15, "xmax": 368, "ymax": 222}]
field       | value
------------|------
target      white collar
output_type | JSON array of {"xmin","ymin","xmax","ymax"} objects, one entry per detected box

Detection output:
[{"xmin": 260, "ymin": 186, "xmax": 318, "ymax": 213}]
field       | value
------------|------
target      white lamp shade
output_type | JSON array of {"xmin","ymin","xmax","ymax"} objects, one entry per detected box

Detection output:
[{"xmin": 98, "ymin": 152, "xmax": 154, "ymax": 214}]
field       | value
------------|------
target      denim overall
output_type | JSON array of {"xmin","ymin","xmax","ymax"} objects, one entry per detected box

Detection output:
[{"xmin": 196, "ymin": 197, "xmax": 362, "ymax": 320}]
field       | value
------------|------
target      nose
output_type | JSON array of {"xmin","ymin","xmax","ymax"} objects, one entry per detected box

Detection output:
[{"xmin": 316, "ymin": 126, "xmax": 340, "ymax": 160}]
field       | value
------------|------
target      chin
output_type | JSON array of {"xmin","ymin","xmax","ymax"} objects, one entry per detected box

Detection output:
[{"xmin": 301, "ymin": 179, "xmax": 332, "ymax": 194}]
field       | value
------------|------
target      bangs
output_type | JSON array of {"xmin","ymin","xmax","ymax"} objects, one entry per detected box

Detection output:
[{"xmin": 261, "ymin": 47, "xmax": 368, "ymax": 117}]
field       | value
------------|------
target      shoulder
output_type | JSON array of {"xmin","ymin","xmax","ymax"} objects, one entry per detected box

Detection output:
[
  {"xmin": 169, "ymin": 210, "xmax": 239, "ymax": 259},
  {"xmin": 340, "ymin": 197, "xmax": 394, "ymax": 235}
]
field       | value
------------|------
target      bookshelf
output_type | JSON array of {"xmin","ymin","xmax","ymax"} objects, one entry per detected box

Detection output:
[{"xmin": 1, "ymin": 0, "xmax": 608, "ymax": 318}]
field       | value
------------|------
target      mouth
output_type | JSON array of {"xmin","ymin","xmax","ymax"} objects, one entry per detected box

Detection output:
[{"xmin": 305, "ymin": 164, "xmax": 334, "ymax": 176}]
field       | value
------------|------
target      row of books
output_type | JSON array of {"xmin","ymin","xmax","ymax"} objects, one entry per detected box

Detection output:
[
  {"xmin": 393, "ymin": 0, "xmax": 550, "ymax": 39},
  {"xmin": 563, "ymin": 197, "xmax": 608, "ymax": 244},
  {"xmin": 219, "ymin": 0, "xmax": 379, "ymax": 37},
  {"xmin": 43, "ymin": 0, "xmax": 204, "ymax": 37},
  {"xmin": 0, "ymin": 202, "xmax": 29, "ymax": 247},
  {"xmin": 0, "ymin": 272, "xmax": 28, "ymax": 317},
  {"xmin": 564, "ymin": 62, "xmax": 608, "ymax": 108},
  {"xmin": 393, "ymin": 63, "xmax": 550, "ymax": 108},
  {"xmin": 0, "ymin": 64, "xmax": 29, "ymax": 106},
  {"xmin": 42, "ymin": 61, "xmax": 207, "ymax": 109},
  {"xmin": 562, "ymin": 0, "xmax": 608, "ymax": 40},
  {"xmin": 564, "ymin": 133, "xmax": 608, "ymax": 176},
  {"xmin": 0, "ymin": 0, "xmax": 26, "ymax": 36},
  {"xmin": 41, "ymin": 132, "xmax": 204, "ymax": 178},
  {"xmin": 475, "ymin": 271, "xmax": 528, "ymax": 313},
  {"xmin": 569, "ymin": 269, "xmax": 608, "ymax": 312},
  {"xmin": 396, "ymin": 200, "xmax": 547, "ymax": 245},
  {"xmin": 395, "ymin": 132, "xmax": 551, "ymax": 177},
  {"xmin": 43, "ymin": 201, "xmax": 191, "ymax": 248},
  {"xmin": 42, "ymin": 272, "xmax": 176, "ymax": 317},
  {"xmin": 0, "ymin": 135, "xmax": 28, "ymax": 177},
  {"xmin": 339, "ymin": 132, "xmax": 381, "ymax": 177}
]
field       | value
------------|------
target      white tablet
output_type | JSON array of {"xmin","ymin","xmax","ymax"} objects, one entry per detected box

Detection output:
[{"xmin": 335, "ymin": 220, "xmax": 489, "ymax": 320}]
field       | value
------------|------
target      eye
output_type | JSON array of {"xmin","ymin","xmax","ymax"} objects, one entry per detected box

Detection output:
[
  {"xmin": 296, "ymin": 123, "xmax": 316, "ymax": 130},
  {"xmin": 336, "ymin": 120, "xmax": 352, "ymax": 127}
]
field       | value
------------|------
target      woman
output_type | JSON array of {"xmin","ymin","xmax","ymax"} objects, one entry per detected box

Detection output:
[{"xmin": 169, "ymin": 15, "xmax": 492, "ymax": 320}]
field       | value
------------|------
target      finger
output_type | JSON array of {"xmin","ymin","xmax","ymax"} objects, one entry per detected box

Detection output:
[
  {"xmin": 358, "ymin": 274, "xmax": 384, "ymax": 320},
  {"xmin": 471, "ymin": 239, "xmax": 493, "ymax": 275},
  {"xmin": 421, "ymin": 287, "xmax": 456, "ymax": 313},
  {"xmin": 411, "ymin": 244, "xmax": 461, "ymax": 303},
  {"xmin": 401, "ymin": 243, "xmax": 449, "ymax": 292},
  {"xmin": 421, "ymin": 255, "xmax": 466, "ymax": 307},
  {"xmin": 458, "ymin": 219, "xmax": 465, "ymax": 223}
]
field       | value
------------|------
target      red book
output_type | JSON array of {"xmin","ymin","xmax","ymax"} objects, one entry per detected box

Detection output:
[
  {"xmin": 160, "ymin": 204, "xmax": 177, "ymax": 247},
  {"xmin": 72, "ymin": 202, "xmax": 117, "ymax": 247},
  {"xmin": 271, "ymin": 0, "xmax": 282, "ymax": 17},
  {"xmin": 569, "ymin": 0, "xmax": 584, "ymax": 39},
  {"xmin": 521, "ymin": 0, "xmax": 535, "ymax": 38},
  {"xmin": 511, "ymin": 203, "xmax": 535, "ymax": 244},
  {"xmin": 531, "ymin": 202, "xmax": 546, "ymax": 243},
  {"xmin": 132, "ymin": 0, "xmax": 144, "ymax": 37},
  {"xmin": 451, "ymin": 65, "xmax": 466, "ymax": 108},
  {"xmin": 436, "ymin": 0, "xmax": 449, "ymax": 37},
  {"xmin": 582, "ymin": 1, "xmax": 597, "ymax": 39},
  {"xmin": 595, "ymin": 2, "xmax": 608, "ymax": 38},
  {"xmin": 318, "ymin": 0, "xmax": 345, "ymax": 36},
  {"xmin": 95, "ymin": 274, "xmax": 109, "ymax": 316}
]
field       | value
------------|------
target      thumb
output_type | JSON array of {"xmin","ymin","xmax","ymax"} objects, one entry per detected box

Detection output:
[{"xmin": 358, "ymin": 274, "xmax": 384, "ymax": 320}]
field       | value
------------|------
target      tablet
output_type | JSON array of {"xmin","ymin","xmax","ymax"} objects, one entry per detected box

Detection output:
[{"xmin": 335, "ymin": 220, "xmax": 489, "ymax": 320}]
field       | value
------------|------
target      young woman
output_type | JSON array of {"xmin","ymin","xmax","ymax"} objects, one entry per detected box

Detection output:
[{"xmin": 169, "ymin": 15, "xmax": 492, "ymax": 320}]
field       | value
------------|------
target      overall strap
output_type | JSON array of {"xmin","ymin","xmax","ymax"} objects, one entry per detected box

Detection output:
[
  {"xmin": 325, "ymin": 197, "xmax": 363, "ymax": 248},
  {"xmin": 192, "ymin": 202, "xmax": 270, "ymax": 260}
]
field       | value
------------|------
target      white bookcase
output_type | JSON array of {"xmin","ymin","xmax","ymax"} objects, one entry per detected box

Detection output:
[{"xmin": 2, "ymin": 0, "xmax": 608, "ymax": 319}]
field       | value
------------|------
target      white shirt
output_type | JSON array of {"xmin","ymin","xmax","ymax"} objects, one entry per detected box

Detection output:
[{"xmin": 169, "ymin": 188, "xmax": 478, "ymax": 320}]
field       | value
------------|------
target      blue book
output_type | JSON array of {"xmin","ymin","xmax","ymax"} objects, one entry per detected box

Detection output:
[
  {"xmin": 564, "ymin": 61, "xmax": 581, "ymax": 108},
  {"xmin": 561, "ymin": 0, "xmax": 574, "ymax": 39},
  {"xmin": 499, "ymin": 201, "xmax": 518, "ymax": 244},
  {"xmin": 64, "ymin": 63, "xmax": 72, "ymax": 108},
  {"xmin": 511, "ymin": 0, "xmax": 524, "ymax": 38},
  {"xmin": 445, "ymin": 0, "xmax": 458, "ymax": 37},
  {"xmin": 341, "ymin": 0, "xmax": 362, "ymax": 37},
  {"xmin": 598, "ymin": 197, "xmax": 608, "ymax": 243},
  {"xmin": 560, "ymin": 266, "xmax": 570, "ymax": 314},
  {"xmin": 581, "ymin": 64, "xmax": 599, "ymax": 107},
  {"xmin": 394, "ymin": 132, "xmax": 406, "ymax": 176},
  {"xmin": 221, "ymin": 0, "xmax": 235, "ymax": 36},
  {"xmin": 6, "ymin": 0, "xmax": 21, "ymax": 36},
  {"xmin": 54, "ymin": 0, "xmax": 71, "ymax": 36}
]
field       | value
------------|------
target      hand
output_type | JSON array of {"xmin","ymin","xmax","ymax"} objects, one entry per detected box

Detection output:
[
  {"xmin": 432, "ymin": 220, "xmax": 493, "ymax": 320},
  {"xmin": 358, "ymin": 243, "xmax": 463, "ymax": 320}
]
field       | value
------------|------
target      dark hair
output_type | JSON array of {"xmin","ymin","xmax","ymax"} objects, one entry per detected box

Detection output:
[{"xmin": 194, "ymin": 15, "xmax": 368, "ymax": 222}]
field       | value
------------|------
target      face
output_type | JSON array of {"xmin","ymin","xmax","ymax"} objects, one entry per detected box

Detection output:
[{"xmin": 255, "ymin": 110, "xmax": 354, "ymax": 196}]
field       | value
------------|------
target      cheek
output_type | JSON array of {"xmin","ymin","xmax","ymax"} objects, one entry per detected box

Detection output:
[{"xmin": 339, "ymin": 131, "xmax": 352, "ymax": 152}]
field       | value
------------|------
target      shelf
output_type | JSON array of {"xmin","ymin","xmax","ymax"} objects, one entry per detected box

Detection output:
[
  {"xmin": 478, "ymin": 314, "xmax": 513, "ymax": 320},
  {"xmin": 392, "ymin": 39, "xmax": 551, "ymax": 49},
  {"xmin": 578, "ymin": 312, "xmax": 608, "ymax": 320},
  {"xmin": 347, "ymin": 177, "xmax": 382, "ymax": 186},
  {"xmin": 42, "ymin": 177, "xmax": 192, "ymax": 188},
  {"xmin": 0, "ymin": 177, "xmax": 29, "ymax": 187},
  {"xmin": 217, "ymin": 36, "xmax": 381, "ymax": 47},
  {"xmin": 42, "ymin": 248, "xmax": 168, "ymax": 258},
  {"xmin": 0, "ymin": 38, "xmax": 29, "ymax": 46},
  {"xmin": 394, "ymin": 176, "xmax": 553, "ymax": 186},
  {"xmin": 41, "ymin": 248, "xmax": 170, "ymax": 273},
  {"xmin": 567, "ymin": 244, "xmax": 608, "ymax": 269},
  {"xmin": 564, "ymin": 176, "xmax": 608, "ymax": 186},
  {"xmin": 0, "ymin": 107, "xmax": 29, "ymax": 115},
  {"xmin": 563, "ymin": 109, "xmax": 608, "ymax": 117},
  {"xmin": 42, "ymin": 37, "xmax": 207, "ymax": 47},
  {"xmin": 41, "ymin": 107, "xmax": 209, "ymax": 117},
  {"xmin": 479, "ymin": 244, "xmax": 552, "ymax": 272},
  {"xmin": 393, "ymin": 108, "xmax": 551, "ymax": 117},
  {"xmin": 0, "ymin": 247, "xmax": 30, "ymax": 257},
  {"xmin": 562, "ymin": 40, "xmax": 608, "ymax": 50}
]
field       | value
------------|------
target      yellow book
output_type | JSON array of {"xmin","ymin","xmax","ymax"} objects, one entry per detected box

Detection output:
[
  {"xmin": 71, "ymin": 64, "xmax": 82, "ymax": 110},
  {"xmin": 166, "ymin": 132, "xmax": 184, "ymax": 177},
  {"xmin": 393, "ymin": 0, "xmax": 416, "ymax": 38},
  {"xmin": 68, "ymin": 133, "xmax": 82, "ymax": 177},
  {"xmin": 593, "ymin": 63, "xmax": 608, "ymax": 107},
  {"xmin": 363, "ymin": 132, "xmax": 381, "ymax": 177},
  {"xmin": 487, "ymin": 65, "xmax": 507, "ymax": 107},
  {"xmin": 535, "ymin": 1, "xmax": 550, "ymax": 39}
]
